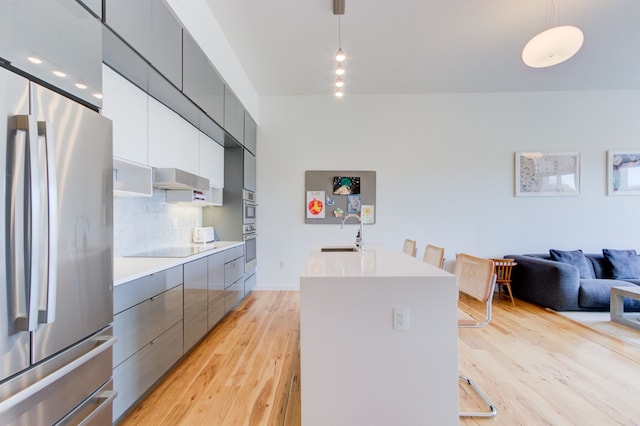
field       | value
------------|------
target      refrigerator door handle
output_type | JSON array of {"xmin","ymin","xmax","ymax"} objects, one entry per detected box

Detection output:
[
  {"xmin": 36, "ymin": 121, "xmax": 58, "ymax": 324},
  {"xmin": 8, "ymin": 115, "xmax": 41, "ymax": 332},
  {"xmin": 0, "ymin": 335, "xmax": 116, "ymax": 415}
]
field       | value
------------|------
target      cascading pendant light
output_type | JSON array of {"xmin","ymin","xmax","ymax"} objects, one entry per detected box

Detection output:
[
  {"xmin": 522, "ymin": 0, "xmax": 583, "ymax": 68},
  {"xmin": 333, "ymin": 0, "xmax": 346, "ymax": 97}
]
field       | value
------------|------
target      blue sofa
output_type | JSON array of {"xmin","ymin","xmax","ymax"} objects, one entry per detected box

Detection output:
[{"xmin": 505, "ymin": 252, "xmax": 640, "ymax": 311}]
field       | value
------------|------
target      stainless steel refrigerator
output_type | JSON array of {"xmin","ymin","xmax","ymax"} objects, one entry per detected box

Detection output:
[{"xmin": 0, "ymin": 65, "xmax": 116, "ymax": 424}]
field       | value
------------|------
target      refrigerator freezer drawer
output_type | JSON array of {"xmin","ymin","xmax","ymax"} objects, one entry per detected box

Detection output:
[{"xmin": 0, "ymin": 327, "xmax": 114, "ymax": 426}]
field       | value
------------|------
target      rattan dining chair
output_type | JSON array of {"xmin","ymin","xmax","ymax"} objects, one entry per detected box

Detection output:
[
  {"xmin": 454, "ymin": 253, "xmax": 498, "ymax": 418},
  {"xmin": 423, "ymin": 244, "xmax": 445, "ymax": 268},
  {"xmin": 402, "ymin": 239, "xmax": 417, "ymax": 257}
]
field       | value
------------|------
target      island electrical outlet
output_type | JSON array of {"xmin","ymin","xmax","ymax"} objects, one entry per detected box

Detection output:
[{"xmin": 393, "ymin": 307, "xmax": 410, "ymax": 330}]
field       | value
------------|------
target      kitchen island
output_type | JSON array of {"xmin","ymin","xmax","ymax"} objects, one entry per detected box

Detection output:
[{"xmin": 300, "ymin": 244, "xmax": 459, "ymax": 426}]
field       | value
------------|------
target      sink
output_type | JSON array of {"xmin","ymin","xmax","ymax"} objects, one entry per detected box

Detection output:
[{"xmin": 320, "ymin": 246, "xmax": 360, "ymax": 252}]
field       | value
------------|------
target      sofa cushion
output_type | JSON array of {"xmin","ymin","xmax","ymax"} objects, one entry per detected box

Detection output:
[
  {"xmin": 549, "ymin": 249, "xmax": 594, "ymax": 279},
  {"xmin": 578, "ymin": 279, "xmax": 635, "ymax": 309},
  {"xmin": 586, "ymin": 254, "xmax": 612, "ymax": 279},
  {"xmin": 602, "ymin": 249, "xmax": 640, "ymax": 279}
]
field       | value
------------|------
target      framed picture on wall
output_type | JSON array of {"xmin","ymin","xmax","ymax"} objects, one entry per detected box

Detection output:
[
  {"xmin": 515, "ymin": 151, "xmax": 580, "ymax": 196},
  {"xmin": 607, "ymin": 151, "xmax": 640, "ymax": 195}
]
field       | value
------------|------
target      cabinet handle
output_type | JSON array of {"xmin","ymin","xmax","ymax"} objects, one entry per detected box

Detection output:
[{"xmin": 150, "ymin": 338, "xmax": 159, "ymax": 345}]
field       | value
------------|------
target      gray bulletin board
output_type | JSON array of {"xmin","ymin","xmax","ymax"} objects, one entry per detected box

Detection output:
[{"xmin": 305, "ymin": 170, "xmax": 376, "ymax": 224}]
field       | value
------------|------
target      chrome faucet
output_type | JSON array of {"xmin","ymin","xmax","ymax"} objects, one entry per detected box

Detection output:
[{"xmin": 341, "ymin": 214, "xmax": 364, "ymax": 251}]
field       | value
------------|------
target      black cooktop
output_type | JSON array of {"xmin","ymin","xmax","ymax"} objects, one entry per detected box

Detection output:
[{"xmin": 126, "ymin": 245, "xmax": 216, "ymax": 258}]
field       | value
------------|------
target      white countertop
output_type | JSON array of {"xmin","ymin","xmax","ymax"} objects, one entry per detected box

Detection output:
[
  {"xmin": 114, "ymin": 241, "xmax": 243, "ymax": 286},
  {"xmin": 301, "ymin": 244, "xmax": 452, "ymax": 278}
]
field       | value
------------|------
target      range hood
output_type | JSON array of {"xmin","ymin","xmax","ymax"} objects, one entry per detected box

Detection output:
[{"xmin": 153, "ymin": 168, "xmax": 210, "ymax": 191}]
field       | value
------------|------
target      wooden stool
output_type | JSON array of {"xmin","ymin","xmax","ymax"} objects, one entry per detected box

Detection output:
[{"xmin": 490, "ymin": 258, "xmax": 517, "ymax": 306}]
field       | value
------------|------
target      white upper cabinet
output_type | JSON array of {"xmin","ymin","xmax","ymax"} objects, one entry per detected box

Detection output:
[
  {"xmin": 101, "ymin": 64, "xmax": 149, "ymax": 165},
  {"xmin": 148, "ymin": 96, "xmax": 200, "ymax": 174},
  {"xmin": 199, "ymin": 132, "xmax": 224, "ymax": 188}
]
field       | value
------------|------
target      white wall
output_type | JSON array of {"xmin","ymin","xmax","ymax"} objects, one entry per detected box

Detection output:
[{"xmin": 256, "ymin": 91, "xmax": 640, "ymax": 289}]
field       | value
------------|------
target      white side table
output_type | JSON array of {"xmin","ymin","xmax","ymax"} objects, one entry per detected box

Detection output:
[{"xmin": 610, "ymin": 286, "xmax": 640, "ymax": 330}]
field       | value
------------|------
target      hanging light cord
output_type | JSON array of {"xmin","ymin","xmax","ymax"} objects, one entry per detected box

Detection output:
[
  {"xmin": 546, "ymin": 0, "xmax": 561, "ymax": 29},
  {"xmin": 338, "ymin": 16, "xmax": 342, "ymax": 50}
]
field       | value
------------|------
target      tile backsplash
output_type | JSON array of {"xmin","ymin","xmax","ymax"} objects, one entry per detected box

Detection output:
[{"xmin": 113, "ymin": 189, "xmax": 202, "ymax": 257}]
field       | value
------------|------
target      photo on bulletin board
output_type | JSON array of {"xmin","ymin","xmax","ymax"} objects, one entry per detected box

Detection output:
[
  {"xmin": 333, "ymin": 176, "xmax": 361, "ymax": 195},
  {"xmin": 306, "ymin": 191, "xmax": 325, "ymax": 218},
  {"xmin": 361, "ymin": 205, "xmax": 374, "ymax": 224},
  {"xmin": 347, "ymin": 194, "xmax": 361, "ymax": 213}
]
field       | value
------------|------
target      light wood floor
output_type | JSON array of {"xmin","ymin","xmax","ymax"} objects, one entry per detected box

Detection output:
[{"xmin": 120, "ymin": 291, "xmax": 640, "ymax": 425}]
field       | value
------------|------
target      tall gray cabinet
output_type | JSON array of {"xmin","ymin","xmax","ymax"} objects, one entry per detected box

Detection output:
[
  {"xmin": 183, "ymin": 31, "xmax": 225, "ymax": 125},
  {"xmin": 104, "ymin": 0, "xmax": 182, "ymax": 88}
]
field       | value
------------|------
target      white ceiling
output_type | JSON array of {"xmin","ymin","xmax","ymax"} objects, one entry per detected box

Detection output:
[{"xmin": 204, "ymin": 0, "xmax": 640, "ymax": 97}]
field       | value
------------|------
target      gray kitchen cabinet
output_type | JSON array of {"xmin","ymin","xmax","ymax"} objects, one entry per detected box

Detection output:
[
  {"xmin": 184, "ymin": 258, "xmax": 209, "ymax": 351},
  {"xmin": 224, "ymin": 86, "xmax": 245, "ymax": 143},
  {"xmin": 207, "ymin": 253, "xmax": 226, "ymax": 330},
  {"xmin": 243, "ymin": 150, "xmax": 257, "ymax": 192},
  {"xmin": 104, "ymin": 0, "xmax": 182, "ymax": 89},
  {"xmin": 113, "ymin": 266, "xmax": 183, "ymax": 314},
  {"xmin": 183, "ymin": 31, "xmax": 225, "ymax": 125},
  {"xmin": 244, "ymin": 111, "xmax": 257, "ymax": 155},
  {"xmin": 104, "ymin": 0, "xmax": 152, "ymax": 59},
  {"xmin": 244, "ymin": 272, "xmax": 257, "ymax": 297},
  {"xmin": 225, "ymin": 279, "xmax": 244, "ymax": 313},
  {"xmin": 223, "ymin": 247, "xmax": 245, "ymax": 313},
  {"xmin": 113, "ymin": 284, "xmax": 183, "ymax": 367},
  {"xmin": 112, "ymin": 266, "xmax": 184, "ymax": 422},
  {"xmin": 225, "ymin": 258, "xmax": 245, "ymax": 287},
  {"xmin": 113, "ymin": 321, "xmax": 183, "ymax": 421},
  {"xmin": 0, "ymin": 0, "xmax": 102, "ymax": 108},
  {"xmin": 102, "ymin": 25, "xmax": 150, "ymax": 93},
  {"xmin": 150, "ymin": 0, "xmax": 182, "ymax": 88},
  {"xmin": 78, "ymin": 0, "xmax": 102, "ymax": 18}
]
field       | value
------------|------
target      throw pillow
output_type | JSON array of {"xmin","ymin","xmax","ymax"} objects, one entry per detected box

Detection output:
[
  {"xmin": 549, "ymin": 249, "xmax": 594, "ymax": 279},
  {"xmin": 602, "ymin": 249, "xmax": 640, "ymax": 279}
]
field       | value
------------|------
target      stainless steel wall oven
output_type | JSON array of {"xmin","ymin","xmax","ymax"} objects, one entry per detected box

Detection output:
[
  {"xmin": 242, "ymin": 189, "xmax": 257, "ymax": 225},
  {"xmin": 243, "ymin": 226, "xmax": 257, "ymax": 275},
  {"xmin": 242, "ymin": 190, "xmax": 257, "ymax": 275}
]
